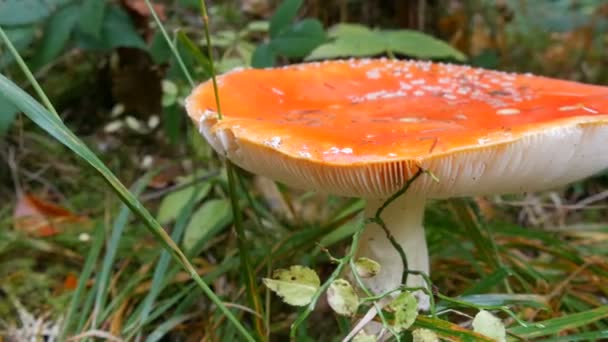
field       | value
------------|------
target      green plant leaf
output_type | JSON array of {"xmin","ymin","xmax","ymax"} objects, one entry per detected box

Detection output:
[
  {"xmin": 183, "ymin": 199, "xmax": 232, "ymax": 253},
  {"xmin": 78, "ymin": 0, "xmax": 107, "ymax": 39},
  {"xmin": 306, "ymin": 24, "xmax": 385, "ymax": 60},
  {"xmin": 472, "ymin": 310, "xmax": 506, "ymax": 342},
  {"xmin": 31, "ymin": 3, "xmax": 80, "ymax": 69},
  {"xmin": 263, "ymin": 265, "xmax": 320, "ymax": 306},
  {"xmin": 354, "ymin": 257, "xmax": 381, "ymax": 278},
  {"xmin": 0, "ymin": 91, "xmax": 19, "ymax": 135},
  {"xmin": 251, "ymin": 43, "xmax": 275, "ymax": 68},
  {"xmin": 326, "ymin": 279, "xmax": 359, "ymax": 316},
  {"xmin": 307, "ymin": 23, "xmax": 465, "ymax": 61},
  {"xmin": 101, "ymin": 5, "xmax": 146, "ymax": 50},
  {"xmin": 352, "ymin": 331, "xmax": 377, "ymax": 342},
  {"xmin": 270, "ymin": 19, "xmax": 326, "ymax": 58},
  {"xmin": 269, "ymin": 0, "xmax": 303, "ymax": 38},
  {"xmin": 149, "ymin": 30, "xmax": 172, "ymax": 64},
  {"xmin": 412, "ymin": 328, "xmax": 439, "ymax": 342},
  {"xmin": 75, "ymin": 5, "xmax": 146, "ymax": 51},
  {"xmin": 156, "ymin": 177, "xmax": 212, "ymax": 224},
  {"xmin": 383, "ymin": 30, "xmax": 466, "ymax": 61},
  {"xmin": 2, "ymin": 26, "xmax": 36, "ymax": 50},
  {"xmin": 389, "ymin": 292, "xmax": 418, "ymax": 333},
  {"xmin": 0, "ymin": 0, "xmax": 55, "ymax": 25}
]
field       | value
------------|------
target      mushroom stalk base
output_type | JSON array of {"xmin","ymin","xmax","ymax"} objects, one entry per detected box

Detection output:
[{"xmin": 358, "ymin": 195, "xmax": 429, "ymax": 310}]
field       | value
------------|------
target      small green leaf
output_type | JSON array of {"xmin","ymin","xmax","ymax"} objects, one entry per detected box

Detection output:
[
  {"xmin": 75, "ymin": 5, "xmax": 146, "ymax": 51},
  {"xmin": 269, "ymin": 0, "xmax": 303, "ymax": 38},
  {"xmin": 183, "ymin": 199, "xmax": 232, "ymax": 253},
  {"xmin": 263, "ymin": 265, "xmax": 320, "ymax": 306},
  {"xmin": 306, "ymin": 23, "xmax": 465, "ymax": 61},
  {"xmin": 149, "ymin": 31, "xmax": 172, "ymax": 64},
  {"xmin": 0, "ymin": 0, "xmax": 55, "ymax": 25},
  {"xmin": 156, "ymin": 179, "xmax": 212, "ymax": 224},
  {"xmin": 270, "ymin": 19, "xmax": 326, "ymax": 58},
  {"xmin": 389, "ymin": 292, "xmax": 418, "ymax": 333},
  {"xmin": 383, "ymin": 30, "xmax": 466, "ymax": 61},
  {"xmin": 3, "ymin": 26, "xmax": 36, "ymax": 51},
  {"xmin": 101, "ymin": 6, "xmax": 146, "ymax": 50},
  {"xmin": 251, "ymin": 43, "xmax": 275, "ymax": 68},
  {"xmin": 412, "ymin": 328, "xmax": 439, "ymax": 342},
  {"xmin": 326, "ymin": 279, "xmax": 359, "ymax": 316},
  {"xmin": 354, "ymin": 257, "xmax": 381, "ymax": 278},
  {"xmin": 305, "ymin": 24, "xmax": 384, "ymax": 60},
  {"xmin": 472, "ymin": 310, "xmax": 506, "ymax": 342},
  {"xmin": 246, "ymin": 20, "xmax": 269, "ymax": 32},
  {"xmin": 352, "ymin": 331, "xmax": 377, "ymax": 342},
  {"xmin": 0, "ymin": 91, "xmax": 19, "ymax": 135},
  {"xmin": 31, "ymin": 3, "xmax": 80, "ymax": 69},
  {"xmin": 78, "ymin": 0, "xmax": 107, "ymax": 39}
]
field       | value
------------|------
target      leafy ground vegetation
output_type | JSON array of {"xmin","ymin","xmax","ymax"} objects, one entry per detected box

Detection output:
[{"xmin": 1, "ymin": 0, "xmax": 608, "ymax": 341}]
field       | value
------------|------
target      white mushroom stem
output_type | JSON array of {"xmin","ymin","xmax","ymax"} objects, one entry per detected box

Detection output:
[{"xmin": 358, "ymin": 193, "xmax": 430, "ymax": 310}]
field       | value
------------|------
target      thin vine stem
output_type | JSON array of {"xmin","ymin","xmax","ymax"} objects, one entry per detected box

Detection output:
[
  {"xmin": 290, "ymin": 166, "xmax": 429, "ymax": 339},
  {"xmin": 290, "ymin": 226, "xmax": 364, "ymax": 340},
  {"xmin": 349, "ymin": 258, "xmax": 400, "ymax": 340},
  {"xmin": 369, "ymin": 168, "xmax": 425, "ymax": 286}
]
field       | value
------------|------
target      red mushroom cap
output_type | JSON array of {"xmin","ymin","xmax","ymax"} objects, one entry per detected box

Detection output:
[{"xmin": 187, "ymin": 59, "xmax": 608, "ymax": 198}]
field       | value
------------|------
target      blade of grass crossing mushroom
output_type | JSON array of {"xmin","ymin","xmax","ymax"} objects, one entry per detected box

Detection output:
[
  {"xmin": 0, "ymin": 37, "xmax": 255, "ymax": 342},
  {"xmin": 91, "ymin": 172, "xmax": 157, "ymax": 331},
  {"xmin": 60, "ymin": 222, "xmax": 105, "ymax": 339}
]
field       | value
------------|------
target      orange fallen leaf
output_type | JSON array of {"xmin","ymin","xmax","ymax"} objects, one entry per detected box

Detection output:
[
  {"xmin": 63, "ymin": 272, "xmax": 79, "ymax": 291},
  {"xmin": 13, "ymin": 193, "xmax": 84, "ymax": 237}
]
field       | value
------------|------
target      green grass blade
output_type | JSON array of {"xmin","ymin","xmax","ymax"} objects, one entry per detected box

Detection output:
[
  {"xmin": 92, "ymin": 172, "xmax": 156, "ymax": 330},
  {"xmin": 227, "ymin": 163, "xmax": 266, "ymax": 338},
  {"xmin": 143, "ymin": 0, "xmax": 194, "ymax": 87},
  {"xmin": 129, "ymin": 184, "xmax": 204, "ymax": 338},
  {"xmin": 509, "ymin": 305, "xmax": 608, "ymax": 338},
  {"xmin": 145, "ymin": 313, "xmax": 197, "ymax": 342},
  {"xmin": 537, "ymin": 330, "xmax": 608, "ymax": 341},
  {"xmin": 60, "ymin": 222, "xmax": 105, "ymax": 339},
  {"xmin": 412, "ymin": 316, "xmax": 496, "ymax": 342},
  {"xmin": 450, "ymin": 199, "xmax": 501, "ymax": 271}
]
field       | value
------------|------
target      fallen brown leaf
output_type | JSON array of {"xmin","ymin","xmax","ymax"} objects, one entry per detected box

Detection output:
[{"xmin": 13, "ymin": 193, "xmax": 85, "ymax": 237}]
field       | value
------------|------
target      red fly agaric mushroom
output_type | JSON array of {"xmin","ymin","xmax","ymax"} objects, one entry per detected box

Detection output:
[{"xmin": 186, "ymin": 58, "xmax": 608, "ymax": 309}]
